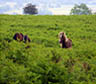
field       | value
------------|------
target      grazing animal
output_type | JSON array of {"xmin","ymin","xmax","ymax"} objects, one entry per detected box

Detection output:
[
  {"xmin": 13, "ymin": 33, "xmax": 24, "ymax": 41},
  {"xmin": 13, "ymin": 33, "xmax": 31, "ymax": 49},
  {"xmin": 24, "ymin": 35, "xmax": 31, "ymax": 43},
  {"xmin": 13, "ymin": 33, "xmax": 31, "ymax": 43},
  {"xmin": 59, "ymin": 32, "xmax": 72, "ymax": 48}
]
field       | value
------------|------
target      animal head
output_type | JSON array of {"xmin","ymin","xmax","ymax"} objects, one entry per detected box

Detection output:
[
  {"xmin": 59, "ymin": 32, "xmax": 67, "ymax": 43},
  {"xmin": 58, "ymin": 31, "xmax": 72, "ymax": 48}
]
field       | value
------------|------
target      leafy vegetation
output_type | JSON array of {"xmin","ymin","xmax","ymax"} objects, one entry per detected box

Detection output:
[
  {"xmin": 23, "ymin": 3, "xmax": 38, "ymax": 15},
  {"xmin": 70, "ymin": 3, "xmax": 92, "ymax": 15},
  {"xmin": 0, "ymin": 15, "xmax": 96, "ymax": 84}
]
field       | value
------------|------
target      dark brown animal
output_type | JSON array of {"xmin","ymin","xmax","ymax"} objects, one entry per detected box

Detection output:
[
  {"xmin": 59, "ymin": 32, "xmax": 72, "ymax": 48},
  {"xmin": 13, "ymin": 33, "xmax": 31, "ymax": 43},
  {"xmin": 13, "ymin": 33, "xmax": 31, "ymax": 49},
  {"xmin": 13, "ymin": 33, "xmax": 24, "ymax": 41},
  {"xmin": 24, "ymin": 35, "xmax": 31, "ymax": 43}
]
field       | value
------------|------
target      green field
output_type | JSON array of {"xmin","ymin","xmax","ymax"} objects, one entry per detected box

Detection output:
[{"xmin": 0, "ymin": 15, "xmax": 96, "ymax": 84}]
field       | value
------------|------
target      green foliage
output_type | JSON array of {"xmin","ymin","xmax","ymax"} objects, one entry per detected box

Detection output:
[
  {"xmin": 0, "ymin": 15, "xmax": 96, "ymax": 84},
  {"xmin": 70, "ymin": 3, "xmax": 92, "ymax": 15},
  {"xmin": 23, "ymin": 3, "xmax": 38, "ymax": 15}
]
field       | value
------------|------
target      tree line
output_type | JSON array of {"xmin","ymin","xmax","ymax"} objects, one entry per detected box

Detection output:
[{"xmin": 23, "ymin": 3, "xmax": 96, "ymax": 15}]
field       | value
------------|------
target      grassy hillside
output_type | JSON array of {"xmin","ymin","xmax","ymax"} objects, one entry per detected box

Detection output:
[{"xmin": 0, "ymin": 15, "xmax": 96, "ymax": 84}]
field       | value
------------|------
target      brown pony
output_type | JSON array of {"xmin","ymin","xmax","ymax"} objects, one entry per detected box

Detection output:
[
  {"xmin": 13, "ymin": 33, "xmax": 24, "ymax": 41},
  {"xmin": 59, "ymin": 32, "xmax": 72, "ymax": 48},
  {"xmin": 13, "ymin": 33, "xmax": 31, "ymax": 43}
]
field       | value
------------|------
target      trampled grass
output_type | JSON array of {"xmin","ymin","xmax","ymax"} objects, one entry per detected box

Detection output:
[{"xmin": 0, "ymin": 15, "xmax": 96, "ymax": 84}]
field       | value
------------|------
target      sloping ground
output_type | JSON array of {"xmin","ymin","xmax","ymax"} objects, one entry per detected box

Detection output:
[{"xmin": 0, "ymin": 15, "xmax": 96, "ymax": 84}]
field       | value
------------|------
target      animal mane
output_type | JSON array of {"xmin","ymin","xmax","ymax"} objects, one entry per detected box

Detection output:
[{"xmin": 59, "ymin": 32, "xmax": 72, "ymax": 48}]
